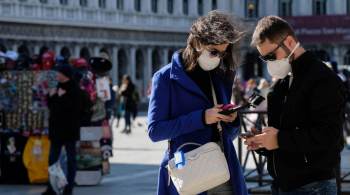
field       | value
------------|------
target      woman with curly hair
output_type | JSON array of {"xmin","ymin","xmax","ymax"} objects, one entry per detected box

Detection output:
[{"xmin": 147, "ymin": 11, "xmax": 248, "ymax": 195}]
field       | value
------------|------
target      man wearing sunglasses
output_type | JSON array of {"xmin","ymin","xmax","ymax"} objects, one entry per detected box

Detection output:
[{"xmin": 244, "ymin": 15, "xmax": 346, "ymax": 194}]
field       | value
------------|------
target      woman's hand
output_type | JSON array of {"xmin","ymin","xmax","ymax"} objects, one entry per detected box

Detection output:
[
  {"xmin": 49, "ymin": 88, "xmax": 57, "ymax": 96},
  {"xmin": 205, "ymin": 105, "xmax": 237, "ymax": 125},
  {"xmin": 224, "ymin": 112, "xmax": 238, "ymax": 123}
]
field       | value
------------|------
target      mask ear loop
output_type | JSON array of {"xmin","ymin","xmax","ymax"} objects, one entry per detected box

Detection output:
[{"xmin": 287, "ymin": 42, "xmax": 300, "ymax": 59}]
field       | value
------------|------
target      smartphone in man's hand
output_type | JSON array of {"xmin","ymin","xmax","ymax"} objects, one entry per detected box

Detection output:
[{"xmin": 239, "ymin": 127, "xmax": 262, "ymax": 139}]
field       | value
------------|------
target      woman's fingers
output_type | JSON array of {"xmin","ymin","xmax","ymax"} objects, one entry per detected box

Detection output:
[
  {"xmin": 216, "ymin": 112, "xmax": 237, "ymax": 122},
  {"xmin": 215, "ymin": 104, "xmax": 223, "ymax": 108},
  {"xmin": 217, "ymin": 113, "xmax": 232, "ymax": 122}
]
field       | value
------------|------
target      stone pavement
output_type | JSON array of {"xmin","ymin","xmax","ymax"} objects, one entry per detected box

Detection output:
[{"xmin": 1, "ymin": 113, "xmax": 350, "ymax": 195}]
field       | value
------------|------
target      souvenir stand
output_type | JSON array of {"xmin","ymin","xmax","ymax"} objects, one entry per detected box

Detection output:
[{"xmin": 0, "ymin": 52, "xmax": 113, "ymax": 186}]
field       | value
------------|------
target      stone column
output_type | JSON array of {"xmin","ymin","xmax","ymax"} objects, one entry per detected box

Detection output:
[
  {"xmin": 93, "ymin": 46, "xmax": 100, "ymax": 57},
  {"xmin": 51, "ymin": 0, "xmax": 60, "ymax": 6},
  {"xmin": 111, "ymin": 46, "xmax": 119, "ymax": 84},
  {"xmin": 159, "ymin": 0, "xmax": 167, "ymax": 14},
  {"xmin": 203, "ymin": 0, "xmax": 212, "ymax": 14},
  {"xmin": 124, "ymin": 0, "xmax": 134, "ymax": 12},
  {"xmin": 162, "ymin": 48, "xmax": 169, "ymax": 66},
  {"xmin": 34, "ymin": 45, "xmax": 41, "ymax": 55},
  {"xmin": 143, "ymin": 0, "xmax": 152, "ymax": 13},
  {"xmin": 89, "ymin": 0, "xmax": 99, "ymax": 8},
  {"xmin": 145, "ymin": 47, "xmax": 153, "ymax": 83},
  {"xmin": 74, "ymin": 45, "xmax": 80, "ymax": 58},
  {"xmin": 188, "ymin": 0, "xmax": 198, "ymax": 17},
  {"xmin": 54, "ymin": 44, "xmax": 61, "ymax": 57},
  {"xmin": 107, "ymin": 0, "xmax": 117, "ymax": 11},
  {"xmin": 174, "ymin": 0, "xmax": 183, "ymax": 15},
  {"xmin": 71, "ymin": 0, "xmax": 79, "ymax": 6},
  {"xmin": 232, "ymin": 0, "xmax": 245, "ymax": 17},
  {"xmin": 129, "ymin": 47, "xmax": 136, "ymax": 82}
]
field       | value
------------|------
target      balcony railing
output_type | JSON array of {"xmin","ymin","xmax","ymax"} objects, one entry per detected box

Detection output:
[{"xmin": 0, "ymin": 1, "xmax": 196, "ymax": 32}]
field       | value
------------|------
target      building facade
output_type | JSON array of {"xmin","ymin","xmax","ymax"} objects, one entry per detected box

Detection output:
[
  {"xmin": 0, "ymin": 0, "xmax": 231, "ymax": 99},
  {"xmin": 1, "ymin": 0, "xmax": 350, "ymax": 96}
]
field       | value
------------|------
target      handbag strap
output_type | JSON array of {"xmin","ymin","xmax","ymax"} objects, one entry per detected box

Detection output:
[
  {"xmin": 176, "ymin": 142, "xmax": 202, "ymax": 152},
  {"xmin": 209, "ymin": 73, "xmax": 222, "ymax": 132},
  {"xmin": 167, "ymin": 73, "xmax": 224, "ymax": 158}
]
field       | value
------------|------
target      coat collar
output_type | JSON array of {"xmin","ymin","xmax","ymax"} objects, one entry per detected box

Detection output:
[
  {"xmin": 291, "ymin": 51, "xmax": 314, "ymax": 80},
  {"xmin": 170, "ymin": 51, "xmax": 213, "ymax": 104}
]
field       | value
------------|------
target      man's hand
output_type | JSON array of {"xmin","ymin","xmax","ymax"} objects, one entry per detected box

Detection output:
[
  {"xmin": 245, "ymin": 127, "xmax": 279, "ymax": 150},
  {"xmin": 58, "ymin": 88, "xmax": 66, "ymax": 96}
]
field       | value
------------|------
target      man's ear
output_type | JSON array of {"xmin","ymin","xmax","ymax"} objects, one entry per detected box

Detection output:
[{"xmin": 284, "ymin": 36, "xmax": 296, "ymax": 50}]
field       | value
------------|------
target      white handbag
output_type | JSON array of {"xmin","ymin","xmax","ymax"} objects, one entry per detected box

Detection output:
[
  {"xmin": 167, "ymin": 73, "xmax": 230, "ymax": 195},
  {"xmin": 167, "ymin": 142, "xmax": 230, "ymax": 195}
]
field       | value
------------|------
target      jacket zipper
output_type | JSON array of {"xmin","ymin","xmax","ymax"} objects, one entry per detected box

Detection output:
[
  {"xmin": 272, "ymin": 80, "xmax": 288, "ymax": 179},
  {"xmin": 304, "ymin": 154, "xmax": 308, "ymax": 164},
  {"xmin": 273, "ymin": 94, "xmax": 286, "ymax": 179},
  {"xmin": 272, "ymin": 151, "xmax": 278, "ymax": 177}
]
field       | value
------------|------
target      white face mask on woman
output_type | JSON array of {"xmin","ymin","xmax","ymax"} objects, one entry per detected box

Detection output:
[
  {"xmin": 267, "ymin": 42, "xmax": 300, "ymax": 79},
  {"xmin": 197, "ymin": 49, "xmax": 221, "ymax": 71}
]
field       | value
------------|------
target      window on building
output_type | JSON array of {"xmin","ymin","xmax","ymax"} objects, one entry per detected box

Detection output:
[
  {"xmin": 167, "ymin": 0, "xmax": 174, "ymax": 14},
  {"xmin": 39, "ymin": 0, "xmax": 48, "ymax": 4},
  {"xmin": 135, "ymin": 0, "xmax": 141, "ymax": 12},
  {"xmin": 151, "ymin": 0, "xmax": 158, "ymax": 13},
  {"xmin": 347, "ymin": 0, "xmax": 350, "ymax": 15},
  {"xmin": 279, "ymin": 0, "xmax": 292, "ymax": 16},
  {"xmin": 136, "ymin": 50, "xmax": 144, "ymax": 80},
  {"xmin": 117, "ymin": 0, "xmax": 124, "ymax": 10},
  {"xmin": 198, "ymin": 0, "xmax": 204, "ymax": 15},
  {"xmin": 152, "ymin": 50, "xmax": 161, "ymax": 75},
  {"xmin": 183, "ymin": 0, "xmax": 189, "ymax": 15},
  {"xmin": 246, "ymin": 0, "xmax": 259, "ymax": 18},
  {"xmin": 99, "ymin": 0, "xmax": 106, "ymax": 8},
  {"xmin": 345, "ymin": 50, "xmax": 350, "ymax": 65},
  {"xmin": 80, "ymin": 0, "xmax": 88, "ymax": 7},
  {"xmin": 313, "ymin": 0, "xmax": 327, "ymax": 15},
  {"xmin": 60, "ymin": 0, "xmax": 68, "ymax": 5},
  {"xmin": 212, "ymin": 0, "xmax": 218, "ymax": 10}
]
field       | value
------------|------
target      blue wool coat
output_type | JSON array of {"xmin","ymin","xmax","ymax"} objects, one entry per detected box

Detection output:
[{"xmin": 147, "ymin": 52, "xmax": 248, "ymax": 195}]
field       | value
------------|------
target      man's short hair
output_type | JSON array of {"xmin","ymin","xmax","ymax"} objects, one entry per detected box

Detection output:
[{"xmin": 251, "ymin": 15, "xmax": 297, "ymax": 46}]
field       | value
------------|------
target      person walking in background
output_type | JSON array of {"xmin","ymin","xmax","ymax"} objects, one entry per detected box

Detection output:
[
  {"xmin": 244, "ymin": 78, "xmax": 259, "ymax": 101},
  {"xmin": 119, "ymin": 74, "xmax": 136, "ymax": 134},
  {"xmin": 131, "ymin": 86, "xmax": 140, "ymax": 127},
  {"xmin": 105, "ymin": 77, "xmax": 116, "ymax": 126},
  {"xmin": 255, "ymin": 78, "xmax": 270, "ymax": 111},
  {"xmin": 147, "ymin": 11, "xmax": 247, "ymax": 195},
  {"xmin": 112, "ymin": 84, "xmax": 123, "ymax": 128},
  {"xmin": 231, "ymin": 77, "xmax": 245, "ymax": 106},
  {"xmin": 42, "ymin": 64, "xmax": 81, "ymax": 195}
]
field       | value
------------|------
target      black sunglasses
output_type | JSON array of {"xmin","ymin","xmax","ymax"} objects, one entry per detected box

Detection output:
[
  {"xmin": 259, "ymin": 37, "xmax": 287, "ymax": 61},
  {"xmin": 259, "ymin": 44, "xmax": 282, "ymax": 61},
  {"xmin": 207, "ymin": 48, "xmax": 227, "ymax": 58}
]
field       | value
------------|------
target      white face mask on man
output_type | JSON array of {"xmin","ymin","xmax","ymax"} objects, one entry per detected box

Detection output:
[
  {"xmin": 267, "ymin": 42, "xmax": 300, "ymax": 79},
  {"xmin": 197, "ymin": 49, "xmax": 221, "ymax": 71}
]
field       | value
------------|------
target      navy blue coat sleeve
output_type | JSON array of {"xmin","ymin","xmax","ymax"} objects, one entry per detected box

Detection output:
[
  {"xmin": 224, "ymin": 117, "xmax": 240, "ymax": 140},
  {"xmin": 147, "ymin": 71, "xmax": 206, "ymax": 142}
]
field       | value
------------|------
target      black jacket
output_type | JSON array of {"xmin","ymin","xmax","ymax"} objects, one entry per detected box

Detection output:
[
  {"xmin": 48, "ymin": 80, "xmax": 81, "ymax": 141},
  {"xmin": 260, "ymin": 51, "xmax": 346, "ymax": 191},
  {"xmin": 120, "ymin": 83, "xmax": 136, "ymax": 112}
]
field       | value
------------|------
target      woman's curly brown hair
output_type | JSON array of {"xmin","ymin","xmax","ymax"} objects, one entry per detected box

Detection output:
[{"xmin": 182, "ymin": 10, "xmax": 245, "ymax": 79}]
